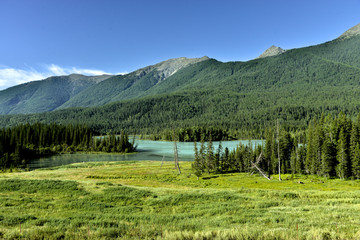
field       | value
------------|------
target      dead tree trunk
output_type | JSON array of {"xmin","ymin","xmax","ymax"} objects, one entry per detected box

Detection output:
[
  {"xmin": 161, "ymin": 154, "xmax": 165, "ymax": 168},
  {"xmin": 173, "ymin": 130, "xmax": 181, "ymax": 174},
  {"xmin": 251, "ymin": 152, "xmax": 271, "ymax": 180}
]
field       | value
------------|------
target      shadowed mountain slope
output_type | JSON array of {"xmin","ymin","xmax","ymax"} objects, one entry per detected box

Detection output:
[{"xmin": 0, "ymin": 74, "xmax": 111, "ymax": 114}]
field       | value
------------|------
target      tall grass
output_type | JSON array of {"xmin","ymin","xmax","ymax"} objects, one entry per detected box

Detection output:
[{"xmin": 1, "ymin": 161, "xmax": 360, "ymax": 239}]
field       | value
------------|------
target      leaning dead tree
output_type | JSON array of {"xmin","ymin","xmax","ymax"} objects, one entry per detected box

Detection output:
[
  {"xmin": 250, "ymin": 152, "xmax": 271, "ymax": 180},
  {"xmin": 173, "ymin": 130, "xmax": 181, "ymax": 174}
]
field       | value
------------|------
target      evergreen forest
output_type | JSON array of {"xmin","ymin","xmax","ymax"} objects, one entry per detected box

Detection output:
[
  {"xmin": 1, "ymin": 35, "xmax": 360, "ymax": 137},
  {"xmin": 193, "ymin": 113, "xmax": 360, "ymax": 180},
  {"xmin": 0, "ymin": 123, "xmax": 135, "ymax": 170}
]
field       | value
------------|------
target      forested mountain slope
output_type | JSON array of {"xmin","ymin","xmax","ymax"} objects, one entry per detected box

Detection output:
[
  {"xmin": 57, "ymin": 57, "xmax": 209, "ymax": 108},
  {"xmin": 0, "ymin": 74, "xmax": 111, "ymax": 114},
  {"xmin": 1, "ymin": 24, "xmax": 360, "ymax": 134},
  {"xmin": 58, "ymin": 30, "xmax": 360, "ymax": 109}
]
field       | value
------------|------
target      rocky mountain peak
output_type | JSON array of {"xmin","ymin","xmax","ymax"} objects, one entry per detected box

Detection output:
[
  {"xmin": 338, "ymin": 23, "xmax": 360, "ymax": 39},
  {"xmin": 258, "ymin": 45, "xmax": 286, "ymax": 58},
  {"xmin": 135, "ymin": 56, "xmax": 210, "ymax": 80}
]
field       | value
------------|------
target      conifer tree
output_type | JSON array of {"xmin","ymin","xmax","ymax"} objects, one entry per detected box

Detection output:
[
  {"xmin": 352, "ymin": 143, "xmax": 360, "ymax": 179},
  {"xmin": 321, "ymin": 135, "xmax": 336, "ymax": 177},
  {"xmin": 305, "ymin": 121, "xmax": 316, "ymax": 174},
  {"xmin": 313, "ymin": 117, "xmax": 325, "ymax": 175},
  {"xmin": 205, "ymin": 133, "xmax": 214, "ymax": 174},
  {"xmin": 215, "ymin": 141, "xmax": 223, "ymax": 172},
  {"xmin": 192, "ymin": 141, "xmax": 202, "ymax": 179},
  {"xmin": 296, "ymin": 145, "xmax": 306, "ymax": 174},
  {"xmin": 199, "ymin": 132, "xmax": 206, "ymax": 172},
  {"xmin": 336, "ymin": 129, "xmax": 349, "ymax": 179},
  {"xmin": 264, "ymin": 128, "xmax": 274, "ymax": 175}
]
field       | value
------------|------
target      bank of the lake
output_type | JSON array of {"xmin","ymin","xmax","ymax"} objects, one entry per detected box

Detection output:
[{"xmin": 28, "ymin": 139, "xmax": 263, "ymax": 169}]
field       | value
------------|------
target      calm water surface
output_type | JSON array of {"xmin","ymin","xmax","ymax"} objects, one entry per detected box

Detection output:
[{"xmin": 28, "ymin": 139, "xmax": 263, "ymax": 169}]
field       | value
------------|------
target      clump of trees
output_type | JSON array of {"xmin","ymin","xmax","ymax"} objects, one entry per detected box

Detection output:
[
  {"xmin": 93, "ymin": 132, "xmax": 135, "ymax": 153},
  {"xmin": 0, "ymin": 123, "xmax": 136, "ymax": 170},
  {"xmin": 193, "ymin": 113, "xmax": 360, "ymax": 180},
  {"xmin": 145, "ymin": 126, "xmax": 235, "ymax": 142}
]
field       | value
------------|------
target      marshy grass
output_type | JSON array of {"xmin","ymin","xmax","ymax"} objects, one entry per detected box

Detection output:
[{"xmin": 1, "ymin": 160, "xmax": 360, "ymax": 239}]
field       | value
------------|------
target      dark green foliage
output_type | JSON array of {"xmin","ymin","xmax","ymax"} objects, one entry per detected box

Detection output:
[
  {"xmin": 146, "ymin": 126, "xmax": 235, "ymax": 142},
  {"xmin": 192, "ymin": 141, "xmax": 202, "ymax": 178},
  {"xmin": 0, "ymin": 123, "xmax": 135, "ymax": 170},
  {"xmin": 0, "ymin": 179, "xmax": 81, "ymax": 194},
  {"xmin": 2, "ymin": 36, "xmax": 360, "ymax": 135},
  {"xmin": 192, "ymin": 112, "xmax": 360, "ymax": 179},
  {"xmin": 0, "ymin": 74, "xmax": 111, "ymax": 114}
]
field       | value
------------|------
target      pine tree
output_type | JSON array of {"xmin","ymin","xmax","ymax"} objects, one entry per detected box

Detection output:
[
  {"xmin": 264, "ymin": 128, "xmax": 274, "ymax": 176},
  {"xmin": 336, "ymin": 129, "xmax": 349, "ymax": 179},
  {"xmin": 313, "ymin": 118, "xmax": 325, "ymax": 175},
  {"xmin": 305, "ymin": 121, "xmax": 316, "ymax": 174},
  {"xmin": 350, "ymin": 122, "xmax": 360, "ymax": 178},
  {"xmin": 215, "ymin": 141, "xmax": 223, "ymax": 172},
  {"xmin": 205, "ymin": 133, "xmax": 214, "ymax": 174},
  {"xmin": 321, "ymin": 135, "xmax": 336, "ymax": 177},
  {"xmin": 192, "ymin": 141, "xmax": 202, "ymax": 179},
  {"xmin": 352, "ymin": 143, "xmax": 360, "ymax": 179},
  {"xmin": 199, "ymin": 132, "xmax": 206, "ymax": 172},
  {"xmin": 296, "ymin": 145, "xmax": 306, "ymax": 174}
]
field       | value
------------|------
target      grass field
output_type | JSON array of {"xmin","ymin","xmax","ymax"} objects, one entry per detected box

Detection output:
[{"xmin": 1, "ymin": 160, "xmax": 360, "ymax": 239}]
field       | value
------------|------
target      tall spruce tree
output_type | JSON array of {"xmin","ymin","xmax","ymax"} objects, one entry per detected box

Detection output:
[
  {"xmin": 352, "ymin": 143, "xmax": 360, "ymax": 179},
  {"xmin": 192, "ymin": 141, "xmax": 202, "ymax": 179},
  {"xmin": 264, "ymin": 128, "xmax": 274, "ymax": 176},
  {"xmin": 305, "ymin": 121, "xmax": 316, "ymax": 174},
  {"xmin": 336, "ymin": 129, "xmax": 349, "ymax": 179},
  {"xmin": 321, "ymin": 135, "xmax": 336, "ymax": 177},
  {"xmin": 205, "ymin": 133, "xmax": 214, "ymax": 174}
]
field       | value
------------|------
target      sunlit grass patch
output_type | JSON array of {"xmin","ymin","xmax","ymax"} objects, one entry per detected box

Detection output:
[{"xmin": 1, "ymin": 160, "xmax": 360, "ymax": 239}]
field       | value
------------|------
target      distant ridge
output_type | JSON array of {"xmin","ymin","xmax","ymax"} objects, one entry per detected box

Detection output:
[
  {"xmin": 258, "ymin": 45, "xmax": 286, "ymax": 58},
  {"xmin": 133, "ymin": 56, "xmax": 210, "ymax": 81},
  {"xmin": 0, "ymin": 74, "xmax": 112, "ymax": 114},
  {"xmin": 58, "ymin": 56, "xmax": 210, "ymax": 109},
  {"xmin": 2, "ymin": 23, "xmax": 360, "ymax": 119}
]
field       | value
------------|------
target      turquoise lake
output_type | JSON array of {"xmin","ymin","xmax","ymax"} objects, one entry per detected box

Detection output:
[{"xmin": 28, "ymin": 139, "xmax": 263, "ymax": 169}]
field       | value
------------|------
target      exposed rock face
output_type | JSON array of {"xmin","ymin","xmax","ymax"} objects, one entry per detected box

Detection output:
[
  {"xmin": 338, "ymin": 23, "xmax": 360, "ymax": 39},
  {"xmin": 258, "ymin": 45, "xmax": 286, "ymax": 58},
  {"xmin": 134, "ymin": 56, "xmax": 209, "ymax": 81}
]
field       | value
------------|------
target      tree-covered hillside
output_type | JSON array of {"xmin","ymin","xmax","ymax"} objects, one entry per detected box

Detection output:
[
  {"xmin": 52, "ymin": 35, "xmax": 360, "ymax": 110},
  {"xmin": 0, "ymin": 74, "xmax": 111, "ymax": 114},
  {"xmin": 1, "ymin": 29, "xmax": 360, "ymax": 135},
  {"xmin": 57, "ymin": 57, "xmax": 209, "ymax": 109}
]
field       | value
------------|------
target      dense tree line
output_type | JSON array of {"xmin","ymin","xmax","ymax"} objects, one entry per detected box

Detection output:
[
  {"xmin": 2, "ymin": 89, "xmax": 360, "ymax": 139},
  {"xmin": 193, "ymin": 113, "xmax": 360, "ymax": 180},
  {"xmin": 0, "ymin": 123, "xmax": 135, "ymax": 170},
  {"xmin": 143, "ymin": 126, "xmax": 235, "ymax": 142},
  {"xmin": 1, "ymin": 37, "xmax": 360, "ymax": 137}
]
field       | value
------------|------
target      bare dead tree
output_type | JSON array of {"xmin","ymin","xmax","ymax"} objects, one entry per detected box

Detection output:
[
  {"xmin": 250, "ymin": 152, "xmax": 271, "ymax": 180},
  {"xmin": 173, "ymin": 130, "xmax": 181, "ymax": 174},
  {"xmin": 160, "ymin": 154, "xmax": 165, "ymax": 168}
]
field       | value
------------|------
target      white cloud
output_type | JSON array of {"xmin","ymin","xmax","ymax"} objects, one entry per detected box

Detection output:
[
  {"xmin": 0, "ymin": 64, "xmax": 114, "ymax": 90},
  {"xmin": 47, "ymin": 64, "xmax": 111, "ymax": 76},
  {"xmin": 48, "ymin": 64, "xmax": 67, "ymax": 76},
  {"xmin": 0, "ymin": 68, "xmax": 47, "ymax": 89},
  {"xmin": 115, "ymin": 72, "xmax": 128, "ymax": 75}
]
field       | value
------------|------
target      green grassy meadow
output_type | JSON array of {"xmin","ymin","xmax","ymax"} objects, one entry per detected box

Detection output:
[{"xmin": 1, "ymin": 161, "xmax": 360, "ymax": 239}]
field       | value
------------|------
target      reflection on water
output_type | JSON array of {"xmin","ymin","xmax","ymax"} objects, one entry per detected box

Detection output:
[{"xmin": 28, "ymin": 139, "xmax": 263, "ymax": 169}]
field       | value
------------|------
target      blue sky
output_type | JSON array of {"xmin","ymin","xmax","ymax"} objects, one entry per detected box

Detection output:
[{"xmin": 0, "ymin": 0, "xmax": 359, "ymax": 89}]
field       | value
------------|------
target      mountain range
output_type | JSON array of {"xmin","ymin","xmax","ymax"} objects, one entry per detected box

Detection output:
[{"xmin": 1, "ymin": 24, "xmax": 360, "ymax": 134}]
